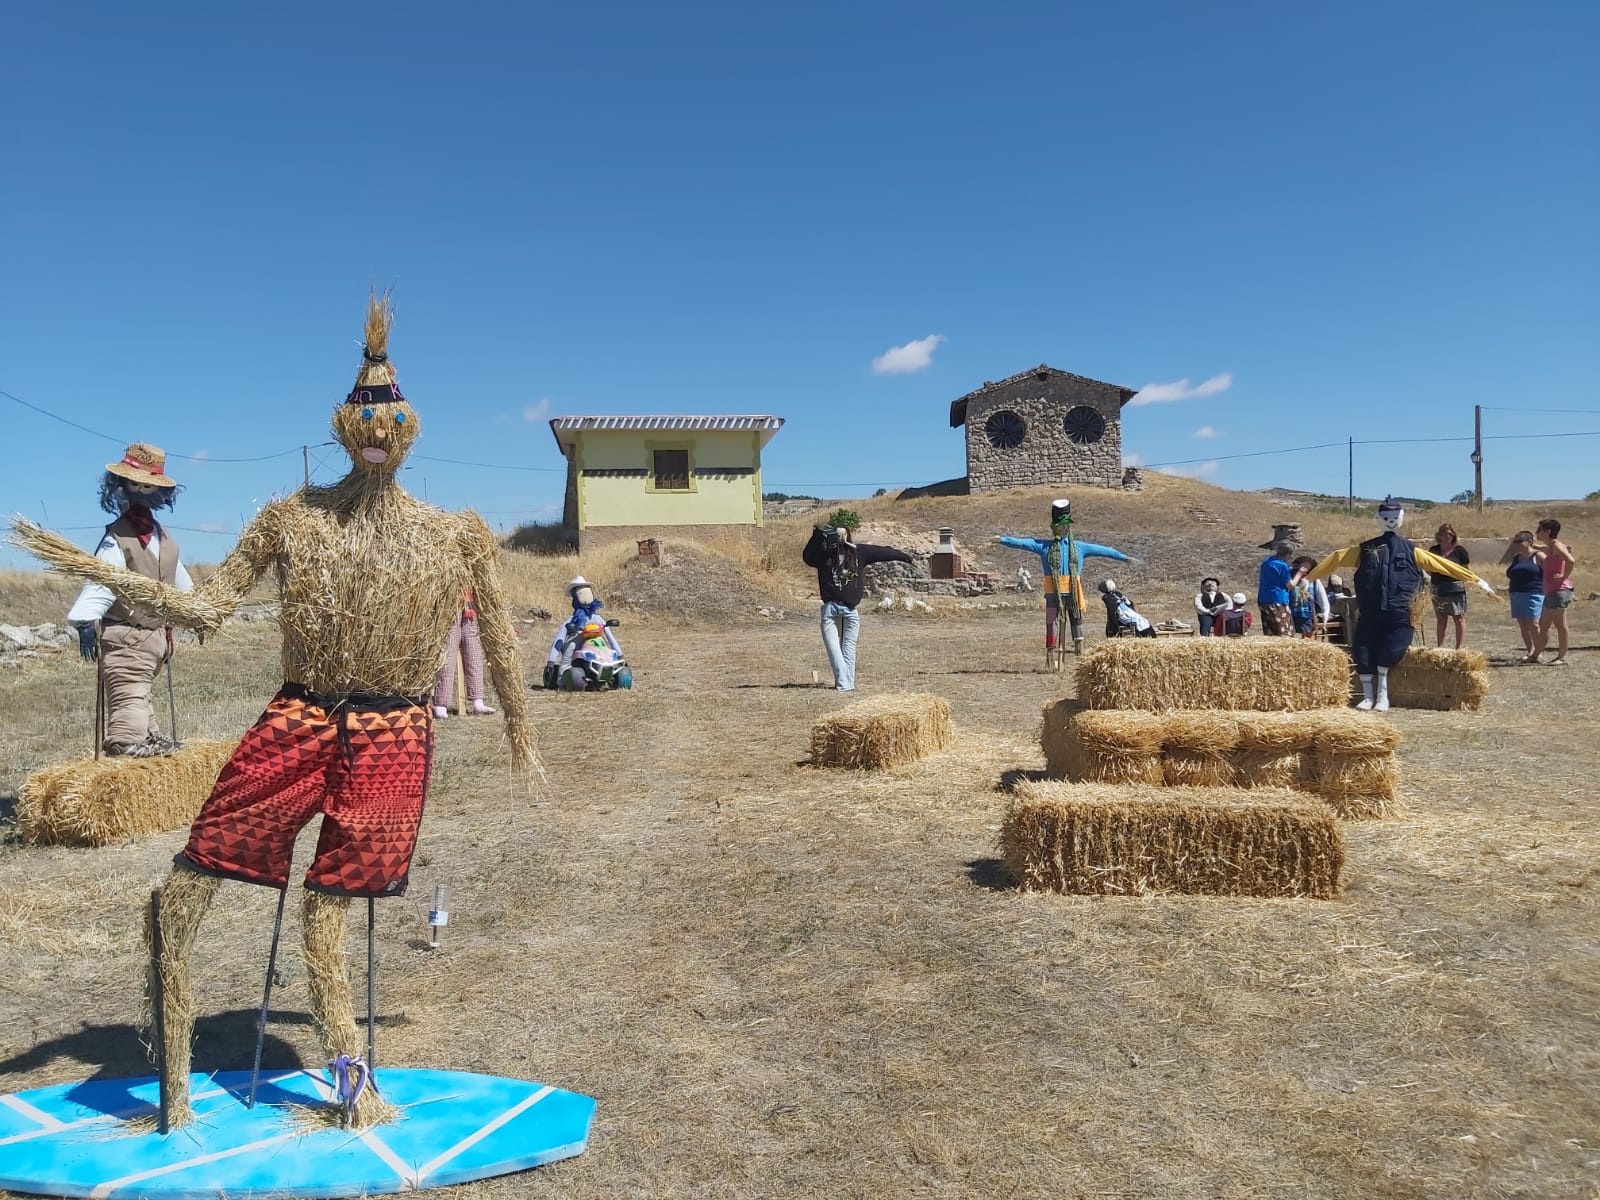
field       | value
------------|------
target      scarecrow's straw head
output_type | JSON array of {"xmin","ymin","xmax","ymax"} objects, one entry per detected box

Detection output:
[{"xmin": 334, "ymin": 292, "xmax": 420, "ymax": 476}]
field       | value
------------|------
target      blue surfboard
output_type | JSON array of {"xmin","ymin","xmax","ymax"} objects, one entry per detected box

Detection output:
[{"xmin": 0, "ymin": 1068, "xmax": 595, "ymax": 1198}]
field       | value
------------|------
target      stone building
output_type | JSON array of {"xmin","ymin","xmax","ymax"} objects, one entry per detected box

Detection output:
[{"xmin": 950, "ymin": 365, "xmax": 1136, "ymax": 492}]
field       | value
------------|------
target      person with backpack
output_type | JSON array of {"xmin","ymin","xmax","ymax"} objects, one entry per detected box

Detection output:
[
  {"xmin": 1309, "ymin": 496, "xmax": 1496, "ymax": 710},
  {"xmin": 803, "ymin": 523, "xmax": 914, "ymax": 691}
]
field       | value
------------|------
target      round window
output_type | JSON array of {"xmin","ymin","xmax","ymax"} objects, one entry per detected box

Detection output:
[
  {"xmin": 984, "ymin": 410, "xmax": 1027, "ymax": 450},
  {"xmin": 1063, "ymin": 406, "xmax": 1106, "ymax": 446}
]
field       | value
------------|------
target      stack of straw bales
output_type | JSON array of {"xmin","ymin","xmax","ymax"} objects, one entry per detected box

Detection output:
[
  {"xmin": 809, "ymin": 693, "xmax": 953, "ymax": 770},
  {"xmin": 1002, "ymin": 779, "xmax": 1343, "ymax": 898},
  {"xmin": 1374, "ymin": 647, "xmax": 1490, "ymax": 711},
  {"xmin": 1046, "ymin": 639, "xmax": 1402, "ymax": 820},
  {"xmin": 18, "ymin": 740, "xmax": 235, "ymax": 847}
]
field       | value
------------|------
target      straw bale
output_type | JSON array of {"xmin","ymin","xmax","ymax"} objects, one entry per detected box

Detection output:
[
  {"xmin": 1310, "ymin": 710, "xmax": 1402, "ymax": 755},
  {"xmin": 1161, "ymin": 750, "xmax": 1236, "ymax": 788},
  {"xmin": 809, "ymin": 692, "xmax": 953, "ymax": 770},
  {"xmin": 1076, "ymin": 638, "xmax": 1351, "ymax": 712},
  {"xmin": 1232, "ymin": 711, "xmax": 1320, "ymax": 751},
  {"xmin": 1001, "ymin": 780, "xmax": 1343, "ymax": 898},
  {"xmin": 1233, "ymin": 749, "xmax": 1306, "ymax": 790},
  {"xmin": 17, "ymin": 740, "xmax": 236, "ymax": 847},
  {"xmin": 1380, "ymin": 648, "xmax": 1491, "ymax": 712},
  {"xmin": 1160, "ymin": 710, "xmax": 1241, "ymax": 753},
  {"xmin": 1308, "ymin": 752, "xmax": 1400, "ymax": 820},
  {"xmin": 1041, "ymin": 707, "xmax": 1163, "ymax": 784}
]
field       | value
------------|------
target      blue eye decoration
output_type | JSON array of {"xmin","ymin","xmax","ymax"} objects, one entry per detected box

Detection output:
[
  {"xmin": 394, "ymin": 411, "xmax": 407, "ymax": 424},
  {"xmin": 361, "ymin": 407, "xmax": 374, "ymax": 420}
]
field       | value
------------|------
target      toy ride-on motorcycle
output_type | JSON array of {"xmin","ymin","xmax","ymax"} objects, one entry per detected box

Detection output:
[{"xmin": 542, "ymin": 618, "xmax": 633, "ymax": 691}]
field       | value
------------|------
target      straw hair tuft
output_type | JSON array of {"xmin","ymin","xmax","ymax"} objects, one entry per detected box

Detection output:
[
  {"xmin": 1001, "ymin": 779, "xmax": 1343, "ymax": 898},
  {"xmin": 18, "ymin": 741, "xmax": 236, "ymax": 846},
  {"xmin": 356, "ymin": 289, "xmax": 397, "ymax": 389},
  {"xmin": 809, "ymin": 692, "xmax": 953, "ymax": 770},
  {"xmin": 1076, "ymin": 638, "xmax": 1351, "ymax": 712}
]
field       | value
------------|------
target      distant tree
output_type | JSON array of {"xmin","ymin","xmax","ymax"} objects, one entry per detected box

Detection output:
[
  {"xmin": 1587, "ymin": 488, "xmax": 1600, "ymax": 501},
  {"xmin": 1450, "ymin": 488, "xmax": 1477, "ymax": 506},
  {"xmin": 762, "ymin": 492, "xmax": 820, "ymax": 503},
  {"xmin": 826, "ymin": 507, "xmax": 861, "ymax": 534},
  {"xmin": 873, "ymin": 487, "xmax": 888, "ymax": 498}
]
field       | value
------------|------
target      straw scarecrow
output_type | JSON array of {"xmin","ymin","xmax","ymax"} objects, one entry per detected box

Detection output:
[
  {"xmin": 1309, "ymin": 495, "xmax": 1496, "ymax": 710},
  {"xmin": 12, "ymin": 295, "xmax": 541, "ymax": 1129},
  {"xmin": 65, "ymin": 444, "xmax": 193, "ymax": 757},
  {"xmin": 995, "ymin": 498, "xmax": 1131, "ymax": 667}
]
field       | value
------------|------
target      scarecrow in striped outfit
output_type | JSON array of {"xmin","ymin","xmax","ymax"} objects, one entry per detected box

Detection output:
[
  {"xmin": 12, "ymin": 295, "xmax": 541, "ymax": 1129},
  {"xmin": 995, "ymin": 498, "xmax": 1131, "ymax": 668}
]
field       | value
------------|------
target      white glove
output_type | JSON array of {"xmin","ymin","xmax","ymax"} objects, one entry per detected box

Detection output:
[{"xmin": 1476, "ymin": 578, "xmax": 1494, "ymax": 595}]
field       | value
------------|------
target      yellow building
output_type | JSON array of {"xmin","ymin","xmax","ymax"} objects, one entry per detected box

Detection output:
[{"xmin": 550, "ymin": 414, "xmax": 785, "ymax": 550}]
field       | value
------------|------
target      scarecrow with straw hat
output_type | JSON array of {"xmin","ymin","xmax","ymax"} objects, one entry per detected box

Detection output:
[
  {"xmin": 12, "ymin": 294, "xmax": 542, "ymax": 1130},
  {"xmin": 64, "ymin": 443, "xmax": 193, "ymax": 757},
  {"xmin": 994, "ymin": 498, "xmax": 1131, "ymax": 668}
]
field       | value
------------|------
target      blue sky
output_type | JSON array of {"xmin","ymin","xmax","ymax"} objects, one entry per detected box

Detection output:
[{"xmin": 2, "ymin": 2, "xmax": 1596, "ymax": 568}]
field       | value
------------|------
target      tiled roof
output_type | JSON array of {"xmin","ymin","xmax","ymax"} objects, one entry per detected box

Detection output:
[
  {"xmin": 549, "ymin": 414, "xmax": 784, "ymax": 451},
  {"xmin": 949, "ymin": 365, "xmax": 1136, "ymax": 428}
]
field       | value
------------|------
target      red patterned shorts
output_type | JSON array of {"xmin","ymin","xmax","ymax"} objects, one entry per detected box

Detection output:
[{"xmin": 180, "ymin": 684, "xmax": 434, "ymax": 897}]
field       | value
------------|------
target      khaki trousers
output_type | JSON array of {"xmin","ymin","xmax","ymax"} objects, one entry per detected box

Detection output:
[{"xmin": 100, "ymin": 624, "xmax": 170, "ymax": 748}]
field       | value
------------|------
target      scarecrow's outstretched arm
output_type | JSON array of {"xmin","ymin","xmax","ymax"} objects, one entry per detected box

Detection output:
[
  {"xmin": 10, "ymin": 510, "xmax": 279, "ymax": 632},
  {"xmin": 461, "ymin": 512, "xmax": 544, "ymax": 786}
]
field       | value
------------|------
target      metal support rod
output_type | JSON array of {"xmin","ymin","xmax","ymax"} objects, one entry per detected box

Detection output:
[
  {"xmin": 150, "ymin": 890, "xmax": 170, "ymax": 1136},
  {"xmin": 247, "ymin": 884, "xmax": 291, "ymax": 1109},
  {"xmin": 303, "ymin": 445, "xmax": 310, "ymax": 488},
  {"xmin": 366, "ymin": 898, "xmax": 376, "ymax": 1071}
]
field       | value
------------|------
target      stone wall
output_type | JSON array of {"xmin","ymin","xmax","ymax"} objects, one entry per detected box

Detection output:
[{"xmin": 964, "ymin": 374, "xmax": 1124, "ymax": 491}]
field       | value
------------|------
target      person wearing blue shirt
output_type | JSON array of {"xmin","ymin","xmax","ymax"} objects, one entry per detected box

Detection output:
[
  {"xmin": 994, "ymin": 498, "xmax": 1130, "ymax": 668},
  {"xmin": 1256, "ymin": 541, "xmax": 1295, "ymax": 636}
]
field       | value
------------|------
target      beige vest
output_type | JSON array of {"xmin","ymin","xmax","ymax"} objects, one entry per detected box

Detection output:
[{"xmin": 104, "ymin": 514, "xmax": 179, "ymax": 629}]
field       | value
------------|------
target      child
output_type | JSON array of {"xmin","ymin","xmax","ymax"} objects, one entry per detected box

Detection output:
[{"xmin": 1220, "ymin": 592, "xmax": 1253, "ymax": 637}]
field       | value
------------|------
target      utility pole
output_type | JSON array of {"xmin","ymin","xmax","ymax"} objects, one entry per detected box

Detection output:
[
  {"xmin": 303, "ymin": 445, "xmax": 310, "ymax": 488},
  {"xmin": 1471, "ymin": 406, "xmax": 1483, "ymax": 513},
  {"xmin": 1346, "ymin": 437, "xmax": 1353, "ymax": 514}
]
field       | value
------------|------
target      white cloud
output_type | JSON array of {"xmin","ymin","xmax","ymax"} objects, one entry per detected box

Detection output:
[
  {"xmin": 1122, "ymin": 452, "xmax": 1144, "ymax": 467},
  {"xmin": 190, "ymin": 450, "xmax": 209, "ymax": 460},
  {"xmin": 872, "ymin": 334, "xmax": 945, "ymax": 376},
  {"xmin": 1191, "ymin": 426, "xmax": 1219, "ymax": 439},
  {"xmin": 522, "ymin": 398, "xmax": 552, "ymax": 422},
  {"xmin": 1165, "ymin": 461, "xmax": 1219, "ymax": 479},
  {"xmin": 1128, "ymin": 372, "xmax": 1234, "ymax": 406}
]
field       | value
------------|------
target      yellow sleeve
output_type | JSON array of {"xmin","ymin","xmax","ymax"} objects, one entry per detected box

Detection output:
[
  {"xmin": 1307, "ymin": 547, "xmax": 1359, "ymax": 581},
  {"xmin": 1414, "ymin": 547, "xmax": 1482, "ymax": 585}
]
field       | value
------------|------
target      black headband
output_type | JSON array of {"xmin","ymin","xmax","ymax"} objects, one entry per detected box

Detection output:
[{"xmin": 345, "ymin": 383, "xmax": 407, "ymax": 406}]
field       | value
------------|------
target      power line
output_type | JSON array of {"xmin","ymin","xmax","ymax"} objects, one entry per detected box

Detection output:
[
  {"xmin": 410, "ymin": 453, "xmax": 563, "ymax": 473},
  {"xmin": 1481, "ymin": 406, "xmax": 1600, "ymax": 415},
  {"xmin": 2, "ymin": 386, "xmax": 315, "ymax": 462}
]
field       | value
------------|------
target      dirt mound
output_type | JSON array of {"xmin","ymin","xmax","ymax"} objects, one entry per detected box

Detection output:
[{"xmin": 606, "ymin": 543, "xmax": 798, "ymax": 623}]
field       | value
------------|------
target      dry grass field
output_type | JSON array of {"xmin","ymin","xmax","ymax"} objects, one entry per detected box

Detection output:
[{"xmin": 1, "ymin": 477, "xmax": 1596, "ymax": 1199}]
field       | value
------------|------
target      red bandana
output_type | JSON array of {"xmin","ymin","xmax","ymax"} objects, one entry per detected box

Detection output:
[{"xmin": 124, "ymin": 506, "xmax": 156, "ymax": 548}]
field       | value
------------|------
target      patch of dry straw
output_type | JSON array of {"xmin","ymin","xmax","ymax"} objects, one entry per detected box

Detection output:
[
  {"xmin": 302, "ymin": 891, "xmax": 401, "ymax": 1128},
  {"xmin": 1379, "ymin": 647, "xmax": 1491, "ymax": 711},
  {"xmin": 1076, "ymin": 638, "xmax": 1351, "ymax": 712},
  {"xmin": 1000, "ymin": 779, "xmax": 1344, "ymax": 898},
  {"xmin": 18, "ymin": 740, "xmax": 236, "ymax": 846},
  {"xmin": 1308, "ymin": 753, "xmax": 1400, "ymax": 819},
  {"xmin": 809, "ymin": 692, "xmax": 953, "ymax": 770}
]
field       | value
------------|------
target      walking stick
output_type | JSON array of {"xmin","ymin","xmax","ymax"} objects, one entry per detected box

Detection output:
[
  {"xmin": 164, "ymin": 628, "xmax": 179, "ymax": 744},
  {"xmin": 150, "ymin": 889, "xmax": 170, "ymax": 1136},
  {"xmin": 93, "ymin": 623, "xmax": 105, "ymax": 760},
  {"xmin": 246, "ymin": 878, "xmax": 292, "ymax": 1110}
]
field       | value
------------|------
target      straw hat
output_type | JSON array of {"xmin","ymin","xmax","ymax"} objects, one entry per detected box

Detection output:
[{"xmin": 105, "ymin": 443, "xmax": 177, "ymax": 488}]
